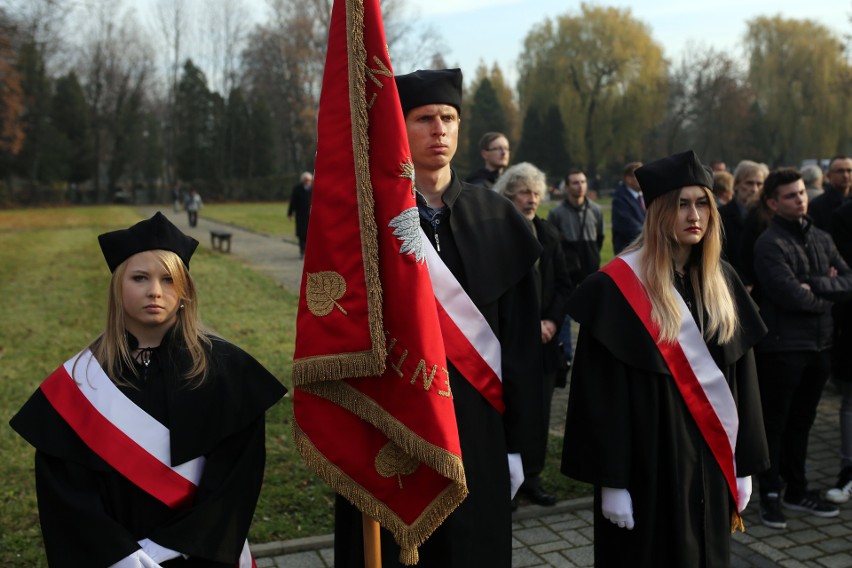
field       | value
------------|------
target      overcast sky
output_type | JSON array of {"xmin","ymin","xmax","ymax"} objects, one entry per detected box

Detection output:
[{"xmin": 393, "ymin": 0, "xmax": 849, "ymax": 84}]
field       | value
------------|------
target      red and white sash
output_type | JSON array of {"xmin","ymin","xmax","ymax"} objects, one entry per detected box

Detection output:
[
  {"xmin": 601, "ymin": 251, "xmax": 740, "ymax": 504},
  {"xmin": 421, "ymin": 228, "xmax": 505, "ymax": 413},
  {"xmin": 40, "ymin": 350, "xmax": 255, "ymax": 568}
]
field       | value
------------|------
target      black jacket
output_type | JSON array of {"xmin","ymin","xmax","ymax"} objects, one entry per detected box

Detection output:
[
  {"xmin": 808, "ymin": 187, "xmax": 849, "ymax": 232},
  {"xmin": 754, "ymin": 215, "xmax": 852, "ymax": 352},
  {"xmin": 831, "ymin": 202, "xmax": 852, "ymax": 380},
  {"xmin": 464, "ymin": 167, "xmax": 499, "ymax": 189},
  {"xmin": 719, "ymin": 200, "xmax": 748, "ymax": 283},
  {"xmin": 532, "ymin": 216, "xmax": 573, "ymax": 372}
]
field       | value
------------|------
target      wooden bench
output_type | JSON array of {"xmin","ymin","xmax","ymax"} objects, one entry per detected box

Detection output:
[{"xmin": 210, "ymin": 231, "xmax": 232, "ymax": 253}]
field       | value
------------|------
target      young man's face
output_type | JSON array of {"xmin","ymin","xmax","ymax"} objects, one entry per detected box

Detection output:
[
  {"xmin": 567, "ymin": 173, "xmax": 587, "ymax": 200},
  {"xmin": 768, "ymin": 179, "xmax": 808, "ymax": 222},
  {"xmin": 481, "ymin": 136, "xmax": 510, "ymax": 170},
  {"xmin": 404, "ymin": 104, "xmax": 459, "ymax": 172}
]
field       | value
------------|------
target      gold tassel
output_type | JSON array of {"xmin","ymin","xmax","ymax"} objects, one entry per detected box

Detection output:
[
  {"xmin": 399, "ymin": 546, "xmax": 419, "ymax": 566},
  {"xmin": 730, "ymin": 512, "xmax": 744, "ymax": 533}
]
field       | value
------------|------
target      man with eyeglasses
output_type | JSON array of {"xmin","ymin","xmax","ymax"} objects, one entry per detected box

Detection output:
[
  {"xmin": 465, "ymin": 131, "xmax": 511, "ymax": 189},
  {"xmin": 809, "ymin": 155, "xmax": 852, "ymax": 233}
]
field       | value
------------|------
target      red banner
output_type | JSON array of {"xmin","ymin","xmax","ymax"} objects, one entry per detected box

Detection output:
[{"xmin": 291, "ymin": 0, "xmax": 467, "ymax": 564}]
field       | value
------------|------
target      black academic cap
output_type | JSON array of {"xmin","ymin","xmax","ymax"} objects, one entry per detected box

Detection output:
[
  {"xmin": 395, "ymin": 68, "xmax": 463, "ymax": 116},
  {"xmin": 634, "ymin": 150, "xmax": 714, "ymax": 209},
  {"xmin": 98, "ymin": 212, "xmax": 199, "ymax": 272}
]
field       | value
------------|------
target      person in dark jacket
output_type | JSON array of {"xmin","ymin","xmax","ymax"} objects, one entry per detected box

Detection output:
[
  {"xmin": 753, "ymin": 168, "xmax": 852, "ymax": 529},
  {"xmin": 334, "ymin": 68, "xmax": 543, "ymax": 568},
  {"xmin": 808, "ymin": 155, "xmax": 851, "ymax": 232},
  {"xmin": 827, "ymin": 200, "xmax": 852, "ymax": 503},
  {"xmin": 719, "ymin": 160, "xmax": 767, "ymax": 289},
  {"xmin": 288, "ymin": 171, "xmax": 313, "ymax": 258},
  {"xmin": 561, "ymin": 150, "xmax": 768, "ymax": 568},
  {"xmin": 496, "ymin": 161, "xmax": 573, "ymax": 508},
  {"xmin": 465, "ymin": 131, "xmax": 510, "ymax": 189},
  {"xmin": 610, "ymin": 161, "xmax": 645, "ymax": 254}
]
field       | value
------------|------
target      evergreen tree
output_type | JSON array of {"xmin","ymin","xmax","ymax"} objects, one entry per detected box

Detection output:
[
  {"xmin": 466, "ymin": 78, "xmax": 507, "ymax": 171},
  {"xmin": 52, "ymin": 72, "xmax": 94, "ymax": 184},
  {"xmin": 175, "ymin": 59, "xmax": 215, "ymax": 181},
  {"xmin": 248, "ymin": 96, "xmax": 274, "ymax": 178}
]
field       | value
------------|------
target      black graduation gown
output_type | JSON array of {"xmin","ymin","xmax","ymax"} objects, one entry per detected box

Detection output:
[
  {"xmin": 10, "ymin": 331, "xmax": 287, "ymax": 567},
  {"xmin": 334, "ymin": 175, "xmax": 543, "ymax": 567},
  {"xmin": 561, "ymin": 262, "xmax": 769, "ymax": 568}
]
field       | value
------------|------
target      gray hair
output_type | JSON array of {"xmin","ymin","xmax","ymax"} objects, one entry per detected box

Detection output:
[
  {"xmin": 801, "ymin": 164, "xmax": 823, "ymax": 187},
  {"xmin": 300, "ymin": 171, "xmax": 313, "ymax": 183},
  {"xmin": 493, "ymin": 162, "xmax": 547, "ymax": 200},
  {"xmin": 733, "ymin": 160, "xmax": 766, "ymax": 185}
]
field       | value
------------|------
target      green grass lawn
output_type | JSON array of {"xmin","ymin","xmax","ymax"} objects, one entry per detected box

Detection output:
[{"xmin": 1, "ymin": 204, "xmax": 590, "ymax": 566}]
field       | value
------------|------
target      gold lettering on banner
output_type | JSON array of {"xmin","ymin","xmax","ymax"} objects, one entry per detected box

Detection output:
[
  {"xmin": 410, "ymin": 359, "xmax": 439, "ymax": 390},
  {"xmin": 438, "ymin": 367, "xmax": 452, "ymax": 398},
  {"xmin": 390, "ymin": 347, "xmax": 409, "ymax": 377},
  {"xmin": 375, "ymin": 441, "xmax": 420, "ymax": 489},
  {"xmin": 365, "ymin": 55, "xmax": 392, "ymax": 110},
  {"xmin": 366, "ymin": 55, "xmax": 392, "ymax": 87},
  {"xmin": 384, "ymin": 328, "xmax": 453, "ymax": 400}
]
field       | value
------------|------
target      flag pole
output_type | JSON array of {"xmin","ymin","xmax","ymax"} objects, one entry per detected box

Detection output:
[{"xmin": 362, "ymin": 513, "xmax": 382, "ymax": 568}]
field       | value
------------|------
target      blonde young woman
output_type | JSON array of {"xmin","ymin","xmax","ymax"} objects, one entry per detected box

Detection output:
[
  {"xmin": 560, "ymin": 151, "xmax": 769, "ymax": 567},
  {"xmin": 11, "ymin": 212, "xmax": 286, "ymax": 567}
]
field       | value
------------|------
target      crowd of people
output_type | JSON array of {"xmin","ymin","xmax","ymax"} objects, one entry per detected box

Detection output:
[{"xmin": 8, "ymin": 64, "xmax": 851, "ymax": 568}]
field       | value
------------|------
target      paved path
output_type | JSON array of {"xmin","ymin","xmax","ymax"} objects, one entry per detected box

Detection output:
[{"xmin": 142, "ymin": 207, "xmax": 852, "ymax": 567}]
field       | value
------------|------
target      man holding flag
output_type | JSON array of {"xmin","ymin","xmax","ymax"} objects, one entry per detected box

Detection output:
[
  {"xmin": 291, "ymin": 0, "xmax": 542, "ymax": 566},
  {"xmin": 332, "ymin": 67, "xmax": 543, "ymax": 565}
]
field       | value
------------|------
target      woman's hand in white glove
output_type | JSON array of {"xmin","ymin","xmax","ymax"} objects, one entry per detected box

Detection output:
[{"xmin": 601, "ymin": 487, "xmax": 634, "ymax": 530}]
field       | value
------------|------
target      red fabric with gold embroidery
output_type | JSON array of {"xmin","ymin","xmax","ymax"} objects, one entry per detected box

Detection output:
[{"xmin": 291, "ymin": 0, "xmax": 466, "ymax": 564}]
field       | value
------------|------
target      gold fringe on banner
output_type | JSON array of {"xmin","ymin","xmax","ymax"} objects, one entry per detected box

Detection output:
[{"xmin": 294, "ymin": 421, "xmax": 467, "ymax": 565}]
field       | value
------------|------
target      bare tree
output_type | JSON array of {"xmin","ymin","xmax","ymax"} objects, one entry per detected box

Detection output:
[
  {"xmin": 77, "ymin": 0, "xmax": 154, "ymax": 201},
  {"xmin": 202, "ymin": 0, "xmax": 250, "ymax": 96},
  {"xmin": 150, "ymin": 0, "xmax": 193, "ymax": 188}
]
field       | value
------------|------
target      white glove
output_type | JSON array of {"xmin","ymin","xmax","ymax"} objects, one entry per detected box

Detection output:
[
  {"xmin": 108, "ymin": 549, "xmax": 164, "ymax": 568},
  {"xmin": 601, "ymin": 487, "xmax": 634, "ymax": 530},
  {"xmin": 508, "ymin": 453, "xmax": 524, "ymax": 499},
  {"xmin": 736, "ymin": 476, "xmax": 752, "ymax": 513},
  {"xmin": 138, "ymin": 539, "xmax": 185, "ymax": 563}
]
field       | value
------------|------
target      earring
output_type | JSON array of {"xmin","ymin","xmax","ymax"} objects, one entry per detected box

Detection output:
[{"xmin": 180, "ymin": 303, "xmax": 185, "ymax": 309}]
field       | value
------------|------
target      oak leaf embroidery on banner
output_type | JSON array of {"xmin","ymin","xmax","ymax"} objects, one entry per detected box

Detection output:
[
  {"xmin": 388, "ymin": 208, "xmax": 424, "ymax": 263},
  {"xmin": 375, "ymin": 441, "xmax": 420, "ymax": 489},
  {"xmin": 306, "ymin": 271, "xmax": 348, "ymax": 316}
]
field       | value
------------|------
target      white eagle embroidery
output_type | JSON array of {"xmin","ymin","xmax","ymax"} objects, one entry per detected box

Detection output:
[{"xmin": 388, "ymin": 207, "xmax": 424, "ymax": 263}]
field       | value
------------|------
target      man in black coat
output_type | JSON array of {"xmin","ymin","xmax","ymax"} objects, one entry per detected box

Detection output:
[
  {"xmin": 808, "ymin": 155, "xmax": 852, "ymax": 232},
  {"xmin": 719, "ymin": 160, "xmax": 766, "ymax": 289},
  {"xmin": 496, "ymin": 161, "xmax": 574, "ymax": 507},
  {"xmin": 753, "ymin": 168, "xmax": 852, "ymax": 528},
  {"xmin": 610, "ymin": 161, "xmax": 645, "ymax": 254},
  {"xmin": 287, "ymin": 171, "xmax": 313, "ymax": 258},
  {"xmin": 465, "ymin": 131, "xmax": 510, "ymax": 189},
  {"xmin": 334, "ymin": 69, "xmax": 543, "ymax": 568}
]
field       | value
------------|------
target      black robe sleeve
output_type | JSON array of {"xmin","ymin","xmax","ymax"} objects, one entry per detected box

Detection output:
[{"xmin": 35, "ymin": 451, "xmax": 142, "ymax": 567}]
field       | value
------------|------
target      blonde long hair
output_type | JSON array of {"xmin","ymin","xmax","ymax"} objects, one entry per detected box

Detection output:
[
  {"xmin": 627, "ymin": 187, "xmax": 737, "ymax": 344},
  {"xmin": 86, "ymin": 250, "xmax": 211, "ymax": 387}
]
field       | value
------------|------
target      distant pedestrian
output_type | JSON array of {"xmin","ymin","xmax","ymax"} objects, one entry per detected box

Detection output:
[
  {"xmin": 288, "ymin": 172, "xmax": 313, "ymax": 259},
  {"xmin": 802, "ymin": 164, "xmax": 825, "ymax": 202},
  {"xmin": 611, "ymin": 161, "xmax": 645, "ymax": 254},
  {"xmin": 186, "ymin": 189, "xmax": 203, "ymax": 228}
]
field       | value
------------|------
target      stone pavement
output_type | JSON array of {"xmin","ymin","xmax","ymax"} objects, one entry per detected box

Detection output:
[{"xmin": 141, "ymin": 206, "xmax": 852, "ymax": 567}]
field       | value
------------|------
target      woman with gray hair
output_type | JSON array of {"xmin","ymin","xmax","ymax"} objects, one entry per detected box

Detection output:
[{"xmin": 494, "ymin": 162, "xmax": 575, "ymax": 507}]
